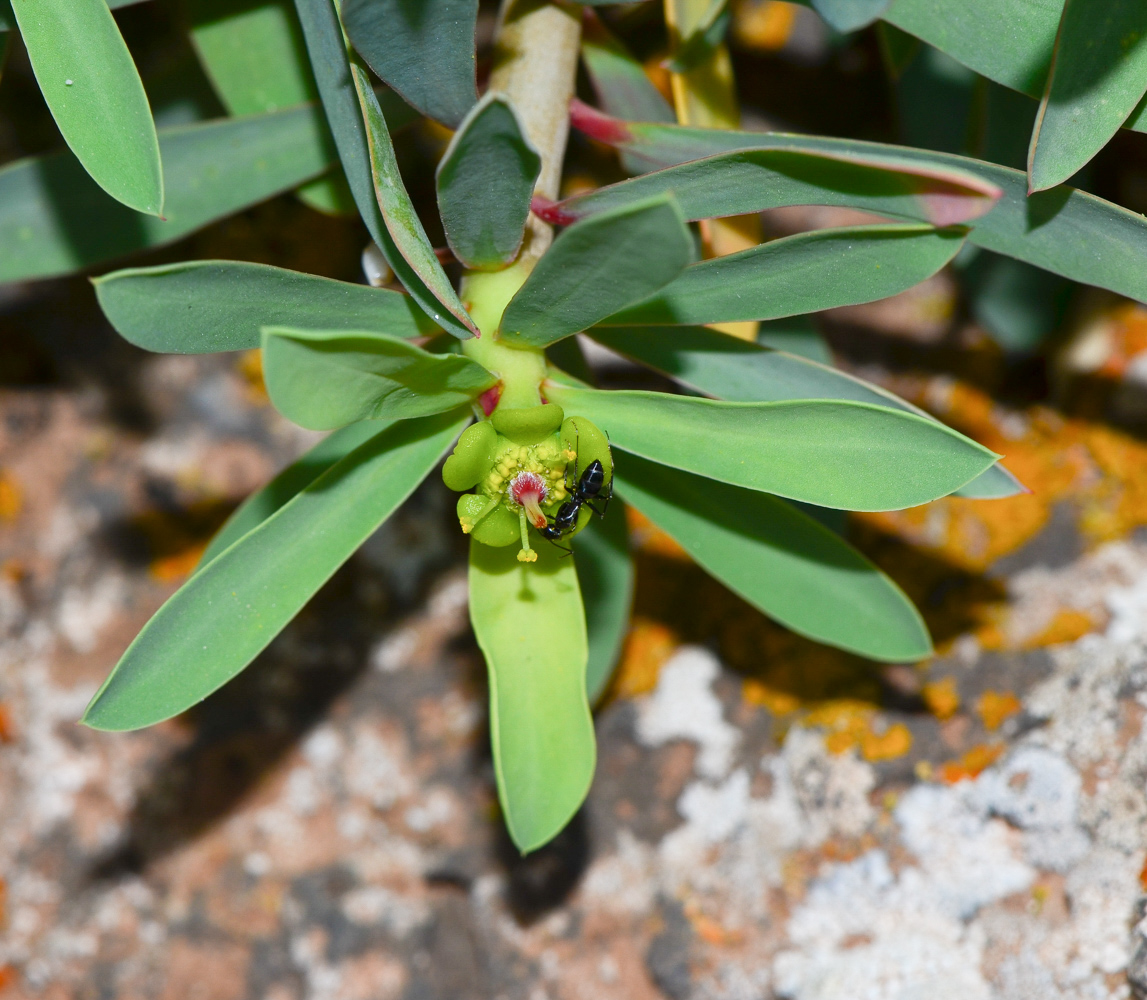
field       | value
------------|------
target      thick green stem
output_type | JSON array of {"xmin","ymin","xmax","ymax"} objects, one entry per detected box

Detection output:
[{"xmin": 460, "ymin": 0, "xmax": 581, "ymax": 410}]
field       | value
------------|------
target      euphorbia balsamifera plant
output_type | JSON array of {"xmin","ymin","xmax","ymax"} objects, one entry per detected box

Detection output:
[{"xmin": 59, "ymin": 0, "xmax": 1147, "ymax": 854}]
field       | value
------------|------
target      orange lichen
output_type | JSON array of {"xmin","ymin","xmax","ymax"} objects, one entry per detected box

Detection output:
[
  {"xmin": 976, "ymin": 690, "xmax": 1022, "ymax": 731},
  {"xmin": 642, "ymin": 56, "xmax": 674, "ymax": 104},
  {"xmin": 132, "ymin": 501, "xmax": 233, "ymax": 583},
  {"xmin": 921, "ymin": 677, "xmax": 961, "ymax": 720},
  {"xmin": 236, "ymin": 349, "xmax": 268, "ymax": 401},
  {"xmin": 742, "ymin": 678, "xmax": 802, "ymax": 715},
  {"xmin": 732, "ymin": 0, "xmax": 799, "ymax": 50},
  {"xmin": 0, "ymin": 703, "xmax": 12, "ymax": 744},
  {"xmin": 802, "ymin": 701, "xmax": 913, "ymax": 761},
  {"xmin": 150, "ymin": 544, "xmax": 208, "ymax": 582},
  {"xmin": 1138, "ymin": 855, "xmax": 1147, "ymax": 891},
  {"xmin": 861, "ymin": 723, "xmax": 913, "ymax": 762},
  {"xmin": 1023, "ymin": 609, "xmax": 1097, "ymax": 649},
  {"xmin": 608, "ymin": 618, "xmax": 678, "ymax": 699},
  {"xmin": 688, "ymin": 910, "xmax": 744, "ymax": 947},
  {"xmin": 626, "ymin": 506, "xmax": 689, "ymax": 560},
  {"xmin": 1088, "ymin": 301, "xmax": 1147, "ymax": 379},
  {"xmin": 0, "ymin": 965, "xmax": 14, "ymax": 993},
  {"xmin": 938, "ymin": 743, "xmax": 1005, "ymax": 783},
  {"xmin": 865, "ymin": 378, "xmax": 1147, "ymax": 568},
  {"xmin": 0, "ymin": 471, "xmax": 21, "ymax": 522}
]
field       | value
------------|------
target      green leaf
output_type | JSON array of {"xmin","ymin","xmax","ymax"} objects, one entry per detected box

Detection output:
[
  {"xmin": 615, "ymin": 453, "xmax": 930, "ymax": 661},
  {"xmin": 575, "ymin": 508, "xmax": 634, "ymax": 705},
  {"xmin": 0, "ymin": 105, "xmax": 333, "ymax": 283},
  {"xmin": 545, "ymin": 384, "xmax": 998, "ymax": 511},
  {"xmin": 544, "ymin": 145, "xmax": 1003, "ymax": 227},
  {"xmin": 436, "ymin": 93, "xmax": 540, "ymax": 270},
  {"xmin": 878, "ymin": 22, "xmax": 921, "ymax": 78},
  {"xmin": 94, "ymin": 260, "xmax": 437, "ymax": 353},
  {"xmin": 10, "ymin": 0, "xmax": 163, "ymax": 215},
  {"xmin": 499, "ymin": 196, "xmax": 694, "ymax": 348},
  {"xmin": 83, "ymin": 410, "xmax": 468, "ymax": 731},
  {"xmin": 349, "ymin": 60, "xmax": 479, "ymax": 339},
  {"xmin": 569, "ymin": 106, "xmax": 1147, "ymax": 306},
  {"xmin": 884, "ymin": 0, "xmax": 1147, "ymax": 137},
  {"xmin": 199, "ymin": 421, "xmax": 386, "ymax": 568},
  {"xmin": 586, "ymin": 324, "xmax": 1024, "ymax": 499},
  {"xmin": 604, "ymin": 224, "xmax": 966, "ymax": 326},
  {"xmin": 582, "ymin": 12, "xmax": 675, "ymax": 124},
  {"xmin": 811, "ymin": 0, "xmax": 891, "ymax": 33},
  {"xmin": 292, "ymin": 0, "xmax": 471, "ymax": 338},
  {"xmin": 0, "ymin": 0, "xmax": 148, "ymax": 32},
  {"xmin": 882, "ymin": 0, "xmax": 1058, "ymax": 98},
  {"xmin": 261, "ymin": 327, "xmax": 495, "ymax": 430},
  {"xmin": 1028, "ymin": 0, "xmax": 1147, "ymax": 191},
  {"xmin": 665, "ymin": 0, "xmax": 732, "ymax": 74},
  {"xmin": 341, "ymin": 0, "xmax": 476, "ymax": 128},
  {"xmin": 957, "ymin": 248, "xmax": 1072, "ymax": 354},
  {"xmin": 756, "ymin": 317, "xmax": 832, "ymax": 364},
  {"xmin": 187, "ymin": 0, "xmax": 313, "ymax": 113},
  {"xmin": 469, "ymin": 539, "xmax": 595, "ymax": 853},
  {"xmin": 185, "ymin": 0, "xmax": 352, "ymax": 215},
  {"xmin": 581, "ymin": 11, "xmax": 674, "ymax": 176}
]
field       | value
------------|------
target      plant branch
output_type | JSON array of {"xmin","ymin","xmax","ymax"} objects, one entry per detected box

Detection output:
[{"xmin": 489, "ymin": 0, "xmax": 581, "ymax": 264}]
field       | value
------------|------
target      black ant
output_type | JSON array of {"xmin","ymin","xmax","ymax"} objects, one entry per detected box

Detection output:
[{"xmin": 539, "ymin": 458, "xmax": 612, "ymax": 553}]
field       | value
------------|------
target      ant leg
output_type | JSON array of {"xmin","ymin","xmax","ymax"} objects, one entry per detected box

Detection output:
[{"xmin": 545, "ymin": 537, "xmax": 573, "ymax": 557}]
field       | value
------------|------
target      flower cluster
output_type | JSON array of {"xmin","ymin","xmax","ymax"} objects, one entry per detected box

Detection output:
[{"xmin": 444, "ymin": 403, "xmax": 611, "ymax": 562}]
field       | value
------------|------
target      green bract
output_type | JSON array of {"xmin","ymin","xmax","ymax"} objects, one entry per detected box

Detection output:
[{"xmin": 21, "ymin": 0, "xmax": 1136, "ymax": 857}]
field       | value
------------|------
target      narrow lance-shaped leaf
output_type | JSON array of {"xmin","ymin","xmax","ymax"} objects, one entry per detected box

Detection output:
[
  {"xmin": 1027, "ymin": 0, "xmax": 1147, "ymax": 192},
  {"xmin": 586, "ymin": 325, "xmax": 1024, "ymax": 500},
  {"xmin": 83, "ymin": 410, "xmax": 469, "ymax": 732},
  {"xmin": 349, "ymin": 60, "xmax": 478, "ymax": 339},
  {"xmin": 568, "ymin": 104, "xmax": 1147, "ymax": 307},
  {"xmin": 198, "ymin": 421, "xmax": 387, "ymax": 568},
  {"xmin": 10, "ymin": 0, "xmax": 163, "ymax": 215},
  {"xmin": 0, "ymin": 0, "xmax": 149, "ymax": 32},
  {"xmin": 615, "ymin": 452, "xmax": 931, "ymax": 661},
  {"xmin": 880, "ymin": 0, "xmax": 1055, "ymax": 98},
  {"xmin": 881, "ymin": 0, "xmax": 1147, "ymax": 138},
  {"xmin": 665, "ymin": 0, "xmax": 732, "ymax": 74},
  {"xmin": 604, "ymin": 223, "xmax": 966, "ymax": 327},
  {"xmin": 186, "ymin": 0, "xmax": 354, "ymax": 214},
  {"xmin": 811, "ymin": 0, "xmax": 891, "ymax": 33},
  {"xmin": 261, "ymin": 327, "xmax": 495, "ymax": 430},
  {"xmin": 292, "ymin": 0, "xmax": 472, "ymax": 337},
  {"xmin": 436, "ymin": 93, "xmax": 540, "ymax": 270},
  {"xmin": 545, "ymin": 384, "xmax": 999, "ymax": 511},
  {"xmin": 581, "ymin": 10, "xmax": 674, "ymax": 124},
  {"xmin": 581, "ymin": 10, "xmax": 674, "ymax": 176},
  {"xmin": 499, "ymin": 195, "xmax": 694, "ymax": 347},
  {"xmin": 469, "ymin": 539, "xmax": 596, "ymax": 854},
  {"xmin": 341, "ymin": 0, "xmax": 477, "ymax": 128},
  {"xmin": 94, "ymin": 260, "xmax": 437, "ymax": 354},
  {"xmin": 0, "ymin": 106, "xmax": 333, "ymax": 284},
  {"xmin": 575, "ymin": 509, "xmax": 634, "ymax": 705},
  {"xmin": 539, "ymin": 146, "xmax": 1003, "ymax": 228},
  {"xmin": 756, "ymin": 316, "xmax": 832, "ymax": 365}
]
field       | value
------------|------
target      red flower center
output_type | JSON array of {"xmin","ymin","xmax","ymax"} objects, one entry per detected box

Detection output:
[{"xmin": 509, "ymin": 471, "xmax": 549, "ymax": 529}]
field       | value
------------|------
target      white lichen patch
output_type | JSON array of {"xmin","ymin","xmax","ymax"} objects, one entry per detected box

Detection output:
[{"xmin": 635, "ymin": 645, "xmax": 741, "ymax": 780}]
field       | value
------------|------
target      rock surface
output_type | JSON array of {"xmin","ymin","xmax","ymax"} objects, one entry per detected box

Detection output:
[{"xmin": 6, "ymin": 278, "xmax": 1147, "ymax": 1000}]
